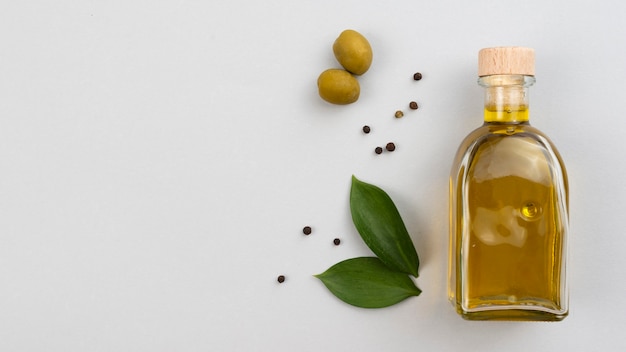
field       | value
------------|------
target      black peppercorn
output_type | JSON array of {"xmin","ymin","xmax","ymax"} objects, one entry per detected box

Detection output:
[
  {"xmin": 409, "ymin": 101, "xmax": 419, "ymax": 110},
  {"xmin": 386, "ymin": 142, "xmax": 396, "ymax": 152},
  {"xmin": 375, "ymin": 147, "xmax": 383, "ymax": 154},
  {"xmin": 362, "ymin": 125, "xmax": 371, "ymax": 134},
  {"xmin": 413, "ymin": 72, "xmax": 422, "ymax": 81},
  {"xmin": 277, "ymin": 275, "xmax": 285, "ymax": 283},
  {"xmin": 333, "ymin": 238, "xmax": 341, "ymax": 245},
  {"xmin": 303, "ymin": 226, "xmax": 312, "ymax": 235}
]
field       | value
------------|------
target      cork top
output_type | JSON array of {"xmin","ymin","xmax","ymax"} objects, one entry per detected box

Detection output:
[{"xmin": 478, "ymin": 47, "xmax": 535, "ymax": 77}]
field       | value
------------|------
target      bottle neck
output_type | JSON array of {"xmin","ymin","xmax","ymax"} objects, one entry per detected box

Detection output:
[{"xmin": 479, "ymin": 75, "xmax": 535, "ymax": 124}]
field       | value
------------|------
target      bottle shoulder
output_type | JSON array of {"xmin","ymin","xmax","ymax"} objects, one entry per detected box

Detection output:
[
  {"xmin": 453, "ymin": 123, "xmax": 561, "ymax": 156},
  {"xmin": 451, "ymin": 123, "xmax": 568, "ymax": 182},
  {"xmin": 457, "ymin": 123, "xmax": 552, "ymax": 142}
]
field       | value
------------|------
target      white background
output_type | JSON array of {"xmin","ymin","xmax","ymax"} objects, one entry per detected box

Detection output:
[{"xmin": 1, "ymin": 0, "xmax": 625, "ymax": 351}]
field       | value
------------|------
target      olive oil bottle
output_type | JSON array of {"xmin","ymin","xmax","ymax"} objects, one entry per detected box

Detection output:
[{"xmin": 449, "ymin": 47, "xmax": 569, "ymax": 321}]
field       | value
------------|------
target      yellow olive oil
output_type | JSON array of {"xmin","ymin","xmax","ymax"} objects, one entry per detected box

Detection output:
[{"xmin": 483, "ymin": 106, "xmax": 528, "ymax": 123}]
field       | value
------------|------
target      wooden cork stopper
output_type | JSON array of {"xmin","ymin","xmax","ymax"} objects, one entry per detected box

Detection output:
[{"xmin": 478, "ymin": 47, "xmax": 535, "ymax": 77}]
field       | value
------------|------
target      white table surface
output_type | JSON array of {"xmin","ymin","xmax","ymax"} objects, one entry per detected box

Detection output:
[{"xmin": 1, "ymin": 0, "xmax": 625, "ymax": 351}]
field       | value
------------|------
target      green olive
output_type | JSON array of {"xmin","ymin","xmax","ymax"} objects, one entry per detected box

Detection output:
[
  {"xmin": 333, "ymin": 29, "xmax": 373, "ymax": 76},
  {"xmin": 317, "ymin": 69, "xmax": 360, "ymax": 105}
]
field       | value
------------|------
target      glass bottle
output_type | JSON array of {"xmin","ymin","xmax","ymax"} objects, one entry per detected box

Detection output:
[{"xmin": 448, "ymin": 47, "xmax": 569, "ymax": 321}]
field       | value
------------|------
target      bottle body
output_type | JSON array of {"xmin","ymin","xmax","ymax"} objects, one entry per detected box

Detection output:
[{"xmin": 449, "ymin": 74, "xmax": 569, "ymax": 321}]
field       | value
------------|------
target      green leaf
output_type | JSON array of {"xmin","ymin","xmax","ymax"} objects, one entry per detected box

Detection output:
[
  {"xmin": 314, "ymin": 257, "xmax": 421, "ymax": 308},
  {"xmin": 350, "ymin": 175, "xmax": 420, "ymax": 277}
]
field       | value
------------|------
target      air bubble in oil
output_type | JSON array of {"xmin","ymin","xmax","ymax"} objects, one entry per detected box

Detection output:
[{"xmin": 521, "ymin": 201, "xmax": 541, "ymax": 221}]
